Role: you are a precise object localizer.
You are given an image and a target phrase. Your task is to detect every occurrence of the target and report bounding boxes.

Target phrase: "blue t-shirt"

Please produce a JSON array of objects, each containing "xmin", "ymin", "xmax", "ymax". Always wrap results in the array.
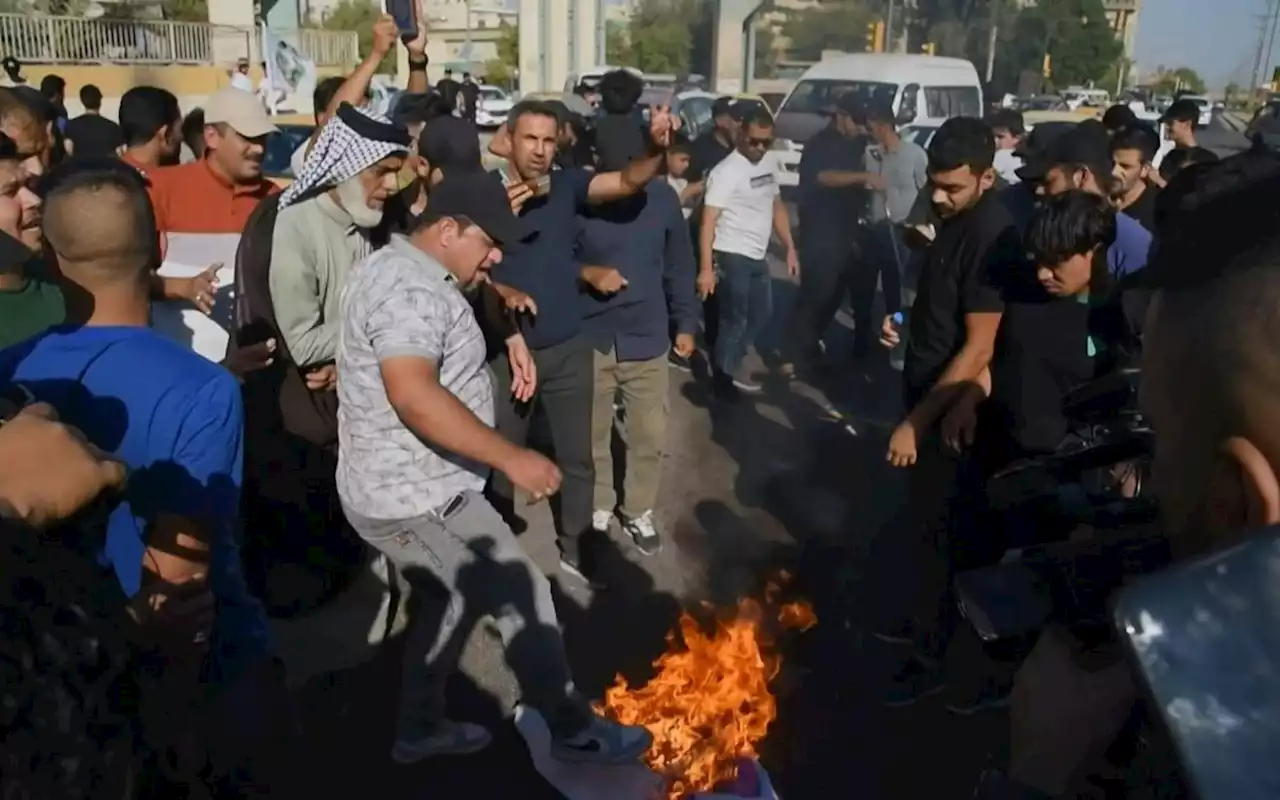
[
  {"xmin": 1107, "ymin": 211, "xmax": 1152, "ymax": 278},
  {"xmin": 0, "ymin": 325, "xmax": 268, "ymax": 680}
]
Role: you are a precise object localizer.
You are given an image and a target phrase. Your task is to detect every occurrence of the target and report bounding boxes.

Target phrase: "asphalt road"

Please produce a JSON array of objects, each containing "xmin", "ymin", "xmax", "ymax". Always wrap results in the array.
[
  {"xmin": 1200, "ymin": 112, "xmax": 1253, "ymax": 157},
  {"xmin": 277, "ymin": 117, "xmax": 1255, "ymax": 800}
]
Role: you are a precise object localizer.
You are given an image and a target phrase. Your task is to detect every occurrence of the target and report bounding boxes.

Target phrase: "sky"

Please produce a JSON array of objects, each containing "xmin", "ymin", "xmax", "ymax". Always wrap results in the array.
[{"xmin": 1134, "ymin": 0, "xmax": 1279, "ymax": 87}]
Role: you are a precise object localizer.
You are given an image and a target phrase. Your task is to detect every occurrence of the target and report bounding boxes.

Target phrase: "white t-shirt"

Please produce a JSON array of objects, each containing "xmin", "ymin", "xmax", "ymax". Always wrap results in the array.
[
  {"xmin": 704, "ymin": 150, "xmax": 779, "ymax": 260},
  {"xmin": 666, "ymin": 175, "xmax": 692, "ymax": 219},
  {"xmin": 229, "ymin": 72, "xmax": 254, "ymax": 93}
]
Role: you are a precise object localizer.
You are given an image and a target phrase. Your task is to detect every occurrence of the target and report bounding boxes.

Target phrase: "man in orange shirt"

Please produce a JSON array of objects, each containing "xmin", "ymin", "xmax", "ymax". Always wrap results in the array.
[{"xmin": 148, "ymin": 86, "xmax": 279, "ymax": 236}]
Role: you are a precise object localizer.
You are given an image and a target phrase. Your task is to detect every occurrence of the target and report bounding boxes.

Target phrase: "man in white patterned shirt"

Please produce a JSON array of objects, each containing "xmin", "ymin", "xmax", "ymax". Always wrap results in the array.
[{"xmin": 336, "ymin": 173, "xmax": 652, "ymax": 766}]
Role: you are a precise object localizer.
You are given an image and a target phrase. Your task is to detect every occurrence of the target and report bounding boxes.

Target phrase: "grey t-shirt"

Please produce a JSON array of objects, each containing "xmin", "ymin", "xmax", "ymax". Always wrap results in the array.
[
  {"xmin": 336, "ymin": 235, "xmax": 494, "ymax": 521},
  {"xmin": 865, "ymin": 138, "xmax": 929, "ymax": 225}
]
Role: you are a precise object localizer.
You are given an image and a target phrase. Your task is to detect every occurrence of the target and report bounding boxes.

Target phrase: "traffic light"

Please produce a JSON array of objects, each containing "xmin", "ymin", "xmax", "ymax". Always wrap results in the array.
[
  {"xmin": 866, "ymin": 20, "xmax": 885, "ymax": 53},
  {"xmin": 921, "ymin": 41, "xmax": 936, "ymax": 56}
]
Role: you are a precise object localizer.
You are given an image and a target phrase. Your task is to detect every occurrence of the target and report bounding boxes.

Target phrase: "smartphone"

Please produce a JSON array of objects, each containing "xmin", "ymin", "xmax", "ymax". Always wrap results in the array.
[
  {"xmin": 528, "ymin": 174, "xmax": 552, "ymax": 198},
  {"xmin": 384, "ymin": 0, "xmax": 418, "ymax": 39},
  {"xmin": 1113, "ymin": 526, "xmax": 1280, "ymax": 800}
]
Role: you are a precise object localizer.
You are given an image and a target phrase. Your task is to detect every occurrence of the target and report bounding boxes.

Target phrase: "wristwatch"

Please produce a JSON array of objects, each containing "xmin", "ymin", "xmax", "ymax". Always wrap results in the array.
[{"xmin": 408, "ymin": 56, "xmax": 428, "ymax": 71}]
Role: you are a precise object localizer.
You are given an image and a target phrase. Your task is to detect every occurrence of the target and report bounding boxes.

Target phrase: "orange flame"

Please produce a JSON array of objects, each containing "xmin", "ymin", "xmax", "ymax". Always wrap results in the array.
[{"xmin": 599, "ymin": 584, "xmax": 817, "ymax": 798}]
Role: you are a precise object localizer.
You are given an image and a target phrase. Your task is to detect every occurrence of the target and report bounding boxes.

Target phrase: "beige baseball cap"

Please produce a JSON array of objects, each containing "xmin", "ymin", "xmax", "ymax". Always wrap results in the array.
[{"xmin": 205, "ymin": 87, "xmax": 278, "ymax": 139}]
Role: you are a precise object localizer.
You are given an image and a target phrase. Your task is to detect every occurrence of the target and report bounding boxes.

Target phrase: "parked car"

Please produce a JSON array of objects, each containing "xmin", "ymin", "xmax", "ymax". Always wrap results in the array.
[{"xmin": 475, "ymin": 84, "xmax": 513, "ymax": 129}]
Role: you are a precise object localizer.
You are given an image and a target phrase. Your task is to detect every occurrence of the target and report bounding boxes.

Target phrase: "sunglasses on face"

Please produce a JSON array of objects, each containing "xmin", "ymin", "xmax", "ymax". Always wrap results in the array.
[{"xmin": 746, "ymin": 136, "xmax": 773, "ymax": 148}]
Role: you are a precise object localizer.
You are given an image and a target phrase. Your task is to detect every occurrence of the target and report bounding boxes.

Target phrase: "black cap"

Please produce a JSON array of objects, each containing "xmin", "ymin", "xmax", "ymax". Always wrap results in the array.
[
  {"xmin": 418, "ymin": 116, "xmax": 482, "ymax": 176},
  {"xmin": 426, "ymin": 172, "xmax": 532, "ymax": 247},
  {"xmin": 1101, "ymin": 104, "xmax": 1138, "ymax": 131},
  {"xmin": 1014, "ymin": 122, "xmax": 1079, "ymax": 179},
  {"xmin": 0, "ymin": 229, "xmax": 31, "ymax": 274},
  {"xmin": 711, "ymin": 96, "xmax": 734, "ymax": 119},
  {"xmin": 1161, "ymin": 99, "xmax": 1201, "ymax": 124},
  {"xmin": 1017, "ymin": 124, "xmax": 1110, "ymax": 183}
]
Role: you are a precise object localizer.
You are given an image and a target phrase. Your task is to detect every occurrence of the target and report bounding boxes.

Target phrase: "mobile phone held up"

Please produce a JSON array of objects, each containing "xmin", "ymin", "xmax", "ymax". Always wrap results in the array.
[{"xmin": 385, "ymin": 0, "xmax": 418, "ymax": 40}]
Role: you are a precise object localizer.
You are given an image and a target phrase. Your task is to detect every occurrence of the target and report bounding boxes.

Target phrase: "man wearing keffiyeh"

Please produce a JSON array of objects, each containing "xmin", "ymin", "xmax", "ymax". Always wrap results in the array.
[{"xmin": 269, "ymin": 102, "xmax": 409, "ymax": 385}]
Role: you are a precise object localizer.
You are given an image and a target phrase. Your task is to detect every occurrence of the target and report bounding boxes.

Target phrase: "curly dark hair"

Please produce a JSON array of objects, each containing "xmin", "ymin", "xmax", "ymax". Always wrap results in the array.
[{"xmin": 0, "ymin": 522, "xmax": 144, "ymax": 799}]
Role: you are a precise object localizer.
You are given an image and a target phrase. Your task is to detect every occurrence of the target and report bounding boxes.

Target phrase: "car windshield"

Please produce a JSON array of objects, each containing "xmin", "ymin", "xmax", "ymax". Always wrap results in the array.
[{"xmin": 781, "ymin": 80, "xmax": 897, "ymax": 114}]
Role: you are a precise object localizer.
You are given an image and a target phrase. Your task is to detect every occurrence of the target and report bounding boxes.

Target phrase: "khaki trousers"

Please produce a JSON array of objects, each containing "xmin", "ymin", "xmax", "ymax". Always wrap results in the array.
[{"xmin": 590, "ymin": 348, "xmax": 669, "ymax": 519}]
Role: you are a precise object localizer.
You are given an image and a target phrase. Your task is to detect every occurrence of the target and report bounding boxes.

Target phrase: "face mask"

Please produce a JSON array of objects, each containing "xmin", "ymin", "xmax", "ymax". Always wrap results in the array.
[{"xmin": 335, "ymin": 174, "xmax": 384, "ymax": 229}]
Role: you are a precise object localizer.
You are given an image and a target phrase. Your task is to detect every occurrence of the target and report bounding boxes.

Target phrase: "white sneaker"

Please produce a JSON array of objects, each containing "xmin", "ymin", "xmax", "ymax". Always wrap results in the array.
[
  {"xmin": 621, "ymin": 510, "xmax": 662, "ymax": 556},
  {"xmin": 591, "ymin": 509, "xmax": 613, "ymax": 532}
]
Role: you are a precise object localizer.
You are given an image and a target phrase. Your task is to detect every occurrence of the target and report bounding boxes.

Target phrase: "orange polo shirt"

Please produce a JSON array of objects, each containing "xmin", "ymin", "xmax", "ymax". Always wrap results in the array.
[{"xmin": 147, "ymin": 159, "xmax": 278, "ymax": 234}]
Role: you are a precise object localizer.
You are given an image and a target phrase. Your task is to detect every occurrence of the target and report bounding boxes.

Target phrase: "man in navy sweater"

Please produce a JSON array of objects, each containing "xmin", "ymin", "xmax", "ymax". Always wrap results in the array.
[{"xmin": 578, "ymin": 129, "xmax": 698, "ymax": 556}]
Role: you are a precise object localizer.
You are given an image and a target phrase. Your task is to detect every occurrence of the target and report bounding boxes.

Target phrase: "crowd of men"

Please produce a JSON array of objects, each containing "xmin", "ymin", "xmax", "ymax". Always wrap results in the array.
[{"xmin": 0, "ymin": 12, "xmax": 1277, "ymax": 798}]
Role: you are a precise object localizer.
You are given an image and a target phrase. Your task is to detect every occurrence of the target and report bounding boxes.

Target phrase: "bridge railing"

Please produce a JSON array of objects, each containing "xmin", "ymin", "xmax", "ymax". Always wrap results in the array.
[{"xmin": 0, "ymin": 15, "xmax": 358, "ymax": 67}]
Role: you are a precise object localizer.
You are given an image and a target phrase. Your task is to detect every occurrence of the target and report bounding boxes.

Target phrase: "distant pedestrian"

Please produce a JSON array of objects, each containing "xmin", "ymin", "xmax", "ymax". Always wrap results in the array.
[
  {"xmin": 459, "ymin": 71, "xmax": 479, "ymax": 124},
  {"xmin": 64, "ymin": 84, "xmax": 122, "ymax": 158}
]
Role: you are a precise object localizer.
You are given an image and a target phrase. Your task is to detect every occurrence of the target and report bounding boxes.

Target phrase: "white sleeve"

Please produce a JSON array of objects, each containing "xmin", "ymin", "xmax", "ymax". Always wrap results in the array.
[{"xmin": 704, "ymin": 162, "xmax": 736, "ymax": 209}]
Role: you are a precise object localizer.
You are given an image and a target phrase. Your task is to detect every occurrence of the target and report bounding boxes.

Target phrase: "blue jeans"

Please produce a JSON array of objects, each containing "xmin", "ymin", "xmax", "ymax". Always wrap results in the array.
[{"xmin": 713, "ymin": 251, "xmax": 772, "ymax": 378}]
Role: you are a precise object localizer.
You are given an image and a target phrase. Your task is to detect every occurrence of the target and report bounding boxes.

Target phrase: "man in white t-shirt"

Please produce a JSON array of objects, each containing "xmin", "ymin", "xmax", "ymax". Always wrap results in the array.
[{"xmin": 699, "ymin": 109, "xmax": 798, "ymax": 397}]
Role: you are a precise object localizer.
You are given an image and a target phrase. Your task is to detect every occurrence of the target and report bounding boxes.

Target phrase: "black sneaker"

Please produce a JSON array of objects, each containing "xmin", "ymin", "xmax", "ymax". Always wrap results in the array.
[
  {"xmin": 882, "ymin": 657, "xmax": 945, "ymax": 707},
  {"xmin": 944, "ymin": 678, "xmax": 1012, "ymax": 716},
  {"xmin": 668, "ymin": 351, "xmax": 692, "ymax": 373},
  {"xmin": 621, "ymin": 511, "xmax": 662, "ymax": 556},
  {"xmin": 712, "ymin": 372, "xmax": 740, "ymax": 402}
]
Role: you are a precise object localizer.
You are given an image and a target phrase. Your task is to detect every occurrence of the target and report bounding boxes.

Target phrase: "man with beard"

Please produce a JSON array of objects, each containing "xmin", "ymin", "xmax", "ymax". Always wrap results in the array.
[
  {"xmin": 877, "ymin": 117, "xmax": 1020, "ymax": 708},
  {"xmin": 0, "ymin": 130, "xmax": 54, "ymax": 348},
  {"xmin": 1109, "ymin": 123, "xmax": 1161, "ymax": 232},
  {"xmin": 118, "ymin": 86, "xmax": 183, "ymax": 173},
  {"xmin": 147, "ymin": 87, "xmax": 278, "ymax": 235}
]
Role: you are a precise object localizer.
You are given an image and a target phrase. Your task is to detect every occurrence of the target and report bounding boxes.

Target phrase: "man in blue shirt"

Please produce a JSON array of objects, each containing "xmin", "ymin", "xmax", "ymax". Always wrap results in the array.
[
  {"xmin": 486, "ymin": 96, "xmax": 677, "ymax": 586},
  {"xmin": 1017, "ymin": 124, "xmax": 1152, "ymax": 278},
  {"xmin": 0, "ymin": 161, "xmax": 278, "ymax": 793},
  {"xmin": 578, "ymin": 128, "xmax": 698, "ymax": 555}
]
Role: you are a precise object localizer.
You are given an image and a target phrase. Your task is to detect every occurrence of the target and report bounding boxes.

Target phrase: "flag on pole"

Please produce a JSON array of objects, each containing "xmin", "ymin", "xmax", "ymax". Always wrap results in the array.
[{"xmin": 261, "ymin": 23, "xmax": 318, "ymax": 113}]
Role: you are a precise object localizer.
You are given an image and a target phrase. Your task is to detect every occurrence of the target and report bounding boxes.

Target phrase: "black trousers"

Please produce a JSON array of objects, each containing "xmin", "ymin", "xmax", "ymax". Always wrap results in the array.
[
  {"xmin": 785, "ymin": 232, "xmax": 860, "ymax": 361},
  {"xmin": 486, "ymin": 335, "xmax": 595, "ymax": 563},
  {"xmin": 903, "ymin": 433, "xmax": 1001, "ymax": 662},
  {"xmin": 849, "ymin": 221, "xmax": 905, "ymax": 356}
]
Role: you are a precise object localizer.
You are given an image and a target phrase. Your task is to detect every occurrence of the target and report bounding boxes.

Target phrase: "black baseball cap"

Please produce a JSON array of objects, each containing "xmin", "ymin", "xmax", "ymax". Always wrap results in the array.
[
  {"xmin": 1017, "ymin": 123, "xmax": 1111, "ymax": 183},
  {"xmin": 418, "ymin": 116, "xmax": 482, "ymax": 176},
  {"xmin": 425, "ymin": 172, "xmax": 532, "ymax": 247},
  {"xmin": 1101, "ymin": 104, "xmax": 1138, "ymax": 132},
  {"xmin": 711, "ymin": 96, "xmax": 735, "ymax": 119},
  {"xmin": 1161, "ymin": 99, "xmax": 1201, "ymax": 124}
]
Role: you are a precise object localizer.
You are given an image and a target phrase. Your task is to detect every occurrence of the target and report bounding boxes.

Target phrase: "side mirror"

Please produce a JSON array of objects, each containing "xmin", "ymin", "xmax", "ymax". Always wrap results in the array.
[{"xmin": 896, "ymin": 106, "xmax": 915, "ymax": 125}]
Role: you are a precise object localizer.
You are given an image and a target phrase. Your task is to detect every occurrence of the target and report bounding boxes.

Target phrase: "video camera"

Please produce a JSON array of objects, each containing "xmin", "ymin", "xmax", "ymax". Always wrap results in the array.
[{"xmin": 956, "ymin": 369, "xmax": 1171, "ymax": 645}]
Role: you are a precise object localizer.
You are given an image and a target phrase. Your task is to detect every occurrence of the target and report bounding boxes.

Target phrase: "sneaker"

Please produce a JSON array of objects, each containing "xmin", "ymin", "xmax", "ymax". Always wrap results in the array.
[
  {"xmin": 560, "ymin": 556, "xmax": 608, "ymax": 590},
  {"xmin": 882, "ymin": 657, "xmax": 945, "ymax": 707},
  {"xmin": 944, "ymin": 678, "xmax": 1012, "ymax": 716},
  {"xmin": 668, "ymin": 351, "xmax": 692, "ymax": 373},
  {"xmin": 391, "ymin": 720, "xmax": 493, "ymax": 763},
  {"xmin": 550, "ymin": 713, "xmax": 653, "ymax": 765},
  {"xmin": 591, "ymin": 509, "xmax": 613, "ymax": 533},
  {"xmin": 732, "ymin": 374, "xmax": 764, "ymax": 394},
  {"xmin": 712, "ymin": 373, "xmax": 740, "ymax": 402},
  {"xmin": 621, "ymin": 510, "xmax": 662, "ymax": 556}
]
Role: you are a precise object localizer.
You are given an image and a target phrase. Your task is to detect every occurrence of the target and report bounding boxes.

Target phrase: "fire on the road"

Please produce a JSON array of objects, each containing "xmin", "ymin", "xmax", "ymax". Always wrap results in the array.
[{"xmin": 599, "ymin": 576, "xmax": 817, "ymax": 798}]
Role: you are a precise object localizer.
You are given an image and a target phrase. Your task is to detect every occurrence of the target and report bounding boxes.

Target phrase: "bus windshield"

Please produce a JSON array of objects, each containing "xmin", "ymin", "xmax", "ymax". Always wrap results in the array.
[{"xmin": 780, "ymin": 80, "xmax": 897, "ymax": 115}]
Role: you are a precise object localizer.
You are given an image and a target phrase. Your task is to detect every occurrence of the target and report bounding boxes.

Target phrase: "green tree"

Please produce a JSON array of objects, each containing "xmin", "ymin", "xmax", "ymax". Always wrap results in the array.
[
  {"xmin": 1152, "ymin": 66, "xmax": 1206, "ymax": 95},
  {"xmin": 483, "ymin": 21, "xmax": 517, "ymax": 88},
  {"xmin": 625, "ymin": 0, "xmax": 693, "ymax": 74},
  {"xmin": 781, "ymin": 3, "xmax": 874, "ymax": 63},
  {"xmin": 606, "ymin": 19, "xmax": 630, "ymax": 64},
  {"xmin": 310, "ymin": 0, "xmax": 393, "ymax": 73},
  {"xmin": 161, "ymin": 0, "xmax": 209, "ymax": 22},
  {"xmin": 993, "ymin": 0, "xmax": 1121, "ymax": 91}
]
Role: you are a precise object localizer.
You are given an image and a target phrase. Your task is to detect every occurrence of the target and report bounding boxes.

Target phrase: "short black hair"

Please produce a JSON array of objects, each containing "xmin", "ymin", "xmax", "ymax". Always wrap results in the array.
[
  {"xmin": 117, "ymin": 86, "xmax": 180, "ymax": 148},
  {"xmin": 668, "ymin": 138, "xmax": 691, "ymax": 156},
  {"xmin": 1147, "ymin": 145, "xmax": 1280, "ymax": 291},
  {"xmin": 78, "ymin": 84, "xmax": 103, "ymax": 111},
  {"xmin": 181, "ymin": 107, "xmax": 205, "ymax": 158},
  {"xmin": 928, "ymin": 116, "xmax": 995, "ymax": 173},
  {"xmin": 1162, "ymin": 98, "xmax": 1202, "ymax": 127},
  {"xmin": 1025, "ymin": 189, "xmax": 1117, "ymax": 266},
  {"xmin": 506, "ymin": 99, "xmax": 562, "ymax": 132},
  {"xmin": 39, "ymin": 74, "xmax": 64, "ymax": 98},
  {"xmin": 312, "ymin": 75, "xmax": 343, "ymax": 119},
  {"xmin": 984, "ymin": 108, "xmax": 1025, "ymax": 136},
  {"xmin": 1110, "ymin": 123, "xmax": 1160, "ymax": 163},
  {"xmin": 597, "ymin": 69, "xmax": 644, "ymax": 115},
  {"xmin": 739, "ymin": 107, "xmax": 775, "ymax": 131},
  {"xmin": 42, "ymin": 157, "xmax": 157, "ymax": 274},
  {"xmin": 864, "ymin": 101, "xmax": 895, "ymax": 126},
  {"xmin": 393, "ymin": 91, "xmax": 453, "ymax": 127},
  {"xmin": 1101, "ymin": 104, "xmax": 1139, "ymax": 132}
]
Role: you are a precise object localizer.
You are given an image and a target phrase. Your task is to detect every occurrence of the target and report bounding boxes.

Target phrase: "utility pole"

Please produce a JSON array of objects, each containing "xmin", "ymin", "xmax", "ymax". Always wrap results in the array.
[
  {"xmin": 1252, "ymin": 0, "xmax": 1278, "ymax": 92},
  {"xmin": 885, "ymin": 0, "xmax": 896, "ymax": 54},
  {"xmin": 985, "ymin": 19, "xmax": 998, "ymax": 83}
]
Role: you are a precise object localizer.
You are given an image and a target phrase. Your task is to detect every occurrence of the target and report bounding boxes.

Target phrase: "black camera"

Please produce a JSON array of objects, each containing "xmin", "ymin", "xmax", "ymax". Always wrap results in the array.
[{"xmin": 956, "ymin": 369, "xmax": 1169, "ymax": 644}]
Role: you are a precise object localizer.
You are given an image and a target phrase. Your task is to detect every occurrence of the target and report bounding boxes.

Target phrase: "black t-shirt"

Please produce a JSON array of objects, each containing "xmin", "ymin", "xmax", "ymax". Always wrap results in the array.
[
  {"xmin": 459, "ymin": 82, "xmax": 480, "ymax": 115},
  {"xmin": 685, "ymin": 131, "xmax": 733, "ymax": 183},
  {"xmin": 437, "ymin": 78, "xmax": 460, "ymax": 109},
  {"xmin": 1120, "ymin": 184, "xmax": 1159, "ymax": 232},
  {"xmin": 904, "ymin": 190, "xmax": 1018, "ymax": 407},
  {"xmin": 796, "ymin": 125, "xmax": 869, "ymax": 243},
  {"xmin": 64, "ymin": 113, "xmax": 122, "ymax": 158}
]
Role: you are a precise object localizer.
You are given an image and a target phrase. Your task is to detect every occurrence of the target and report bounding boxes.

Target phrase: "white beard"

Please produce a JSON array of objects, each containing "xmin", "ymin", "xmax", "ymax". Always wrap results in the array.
[{"xmin": 335, "ymin": 176, "xmax": 385, "ymax": 229}]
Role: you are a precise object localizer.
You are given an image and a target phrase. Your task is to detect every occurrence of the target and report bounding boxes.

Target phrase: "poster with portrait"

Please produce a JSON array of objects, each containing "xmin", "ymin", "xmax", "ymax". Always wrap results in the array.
[{"xmin": 261, "ymin": 23, "xmax": 318, "ymax": 113}]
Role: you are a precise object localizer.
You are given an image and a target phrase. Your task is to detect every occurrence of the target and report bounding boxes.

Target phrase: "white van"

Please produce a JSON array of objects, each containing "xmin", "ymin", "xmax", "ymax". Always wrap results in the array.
[{"xmin": 772, "ymin": 53, "xmax": 983, "ymax": 187}]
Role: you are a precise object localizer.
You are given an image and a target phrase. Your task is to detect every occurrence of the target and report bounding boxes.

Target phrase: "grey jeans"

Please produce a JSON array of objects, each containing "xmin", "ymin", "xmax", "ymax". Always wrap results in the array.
[{"xmin": 344, "ymin": 491, "xmax": 591, "ymax": 740}]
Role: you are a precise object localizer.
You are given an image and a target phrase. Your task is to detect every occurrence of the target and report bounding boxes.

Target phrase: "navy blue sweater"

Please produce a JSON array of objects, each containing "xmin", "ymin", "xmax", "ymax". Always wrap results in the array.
[{"xmin": 577, "ymin": 180, "xmax": 699, "ymax": 361}]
